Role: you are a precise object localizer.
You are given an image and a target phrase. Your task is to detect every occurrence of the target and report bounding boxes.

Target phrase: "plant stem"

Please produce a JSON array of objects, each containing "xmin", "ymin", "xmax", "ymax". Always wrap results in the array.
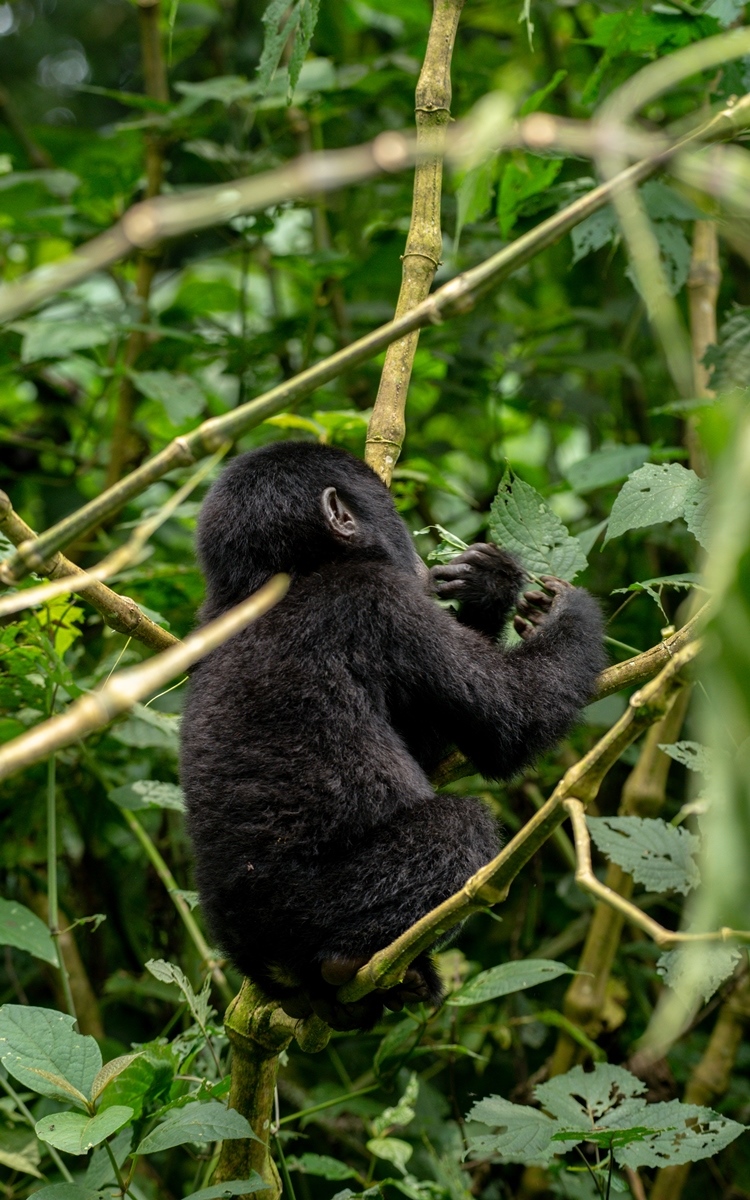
[{"xmin": 47, "ymin": 755, "xmax": 76, "ymax": 1020}]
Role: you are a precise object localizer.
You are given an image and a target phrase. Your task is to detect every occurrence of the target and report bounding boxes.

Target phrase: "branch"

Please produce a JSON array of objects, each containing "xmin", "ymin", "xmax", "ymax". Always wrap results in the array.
[
  {"xmin": 0, "ymin": 575, "xmax": 288, "ymax": 781},
  {"xmin": 565, "ymin": 797, "xmax": 750, "ymax": 947},
  {"xmin": 0, "ymin": 490, "xmax": 178, "ymax": 652},
  {"xmin": 341, "ymin": 639, "xmax": 701, "ymax": 1003},
  {"xmin": 365, "ymin": 0, "xmax": 464, "ymax": 483},
  {"xmin": 4, "ymin": 95, "xmax": 749, "ymax": 584}
]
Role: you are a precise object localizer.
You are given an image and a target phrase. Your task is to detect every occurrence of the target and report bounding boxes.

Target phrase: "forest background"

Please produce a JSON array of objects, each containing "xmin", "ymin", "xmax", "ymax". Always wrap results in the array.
[{"xmin": 0, "ymin": 0, "xmax": 749, "ymax": 1199}]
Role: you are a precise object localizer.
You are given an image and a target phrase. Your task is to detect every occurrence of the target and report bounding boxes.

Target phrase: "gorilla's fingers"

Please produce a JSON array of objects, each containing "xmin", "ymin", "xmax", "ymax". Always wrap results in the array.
[{"xmin": 321, "ymin": 955, "xmax": 367, "ymax": 986}]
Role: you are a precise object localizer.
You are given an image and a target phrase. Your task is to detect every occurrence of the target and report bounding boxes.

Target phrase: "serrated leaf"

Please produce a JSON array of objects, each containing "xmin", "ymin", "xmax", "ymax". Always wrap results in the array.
[
  {"xmin": 182, "ymin": 1175, "xmax": 268, "ymax": 1200},
  {"xmin": 612, "ymin": 1100, "xmax": 745, "ymax": 1169},
  {"xmin": 535, "ymin": 1064, "xmax": 647, "ymax": 1128},
  {"xmin": 366, "ymin": 1137, "xmax": 413, "ymax": 1175},
  {"xmin": 587, "ymin": 816, "xmax": 700, "ymax": 895},
  {"xmin": 91, "ymin": 1054, "xmax": 142, "ymax": 1103},
  {"xmin": 604, "ymin": 463, "xmax": 700, "ymax": 544},
  {"xmin": 130, "ymin": 370, "xmax": 205, "ymax": 425},
  {"xmin": 0, "ymin": 1005, "xmax": 101, "ymax": 1106},
  {"xmin": 656, "ymin": 943, "xmax": 742, "ymax": 1006},
  {"xmin": 488, "ymin": 472, "xmax": 588, "ymax": 581},
  {"xmin": 498, "ymin": 155, "xmax": 563, "ymax": 239},
  {"xmin": 108, "ymin": 780, "xmax": 184, "ymax": 812},
  {"xmin": 287, "ymin": 0, "xmax": 321, "ymax": 97},
  {"xmin": 565, "ymin": 445, "xmax": 650, "ymax": 494},
  {"xmin": 289, "ymin": 1154, "xmax": 358, "ymax": 1181},
  {"xmin": 0, "ymin": 897, "xmax": 57, "ymax": 965},
  {"xmin": 467, "ymin": 1095, "xmax": 557, "ymax": 1165},
  {"xmin": 371, "ymin": 1074, "xmax": 418, "ymax": 1136},
  {"xmin": 35, "ymin": 1106, "xmax": 133, "ymax": 1155},
  {"xmin": 704, "ymin": 307, "xmax": 750, "ymax": 393},
  {"xmin": 135, "ymin": 1100, "xmax": 257, "ymax": 1154},
  {"xmin": 571, "ymin": 205, "xmax": 618, "ymax": 264},
  {"xmin": 146, "ymin": 959, "xmax": 214, "ymax": 1029},
  {"xmin": 449, "ymin": 959, "xmax": 575, "ymax": 1006},
  {"xmin": 658, "ymin": 740, "xmax": 714, "ymax": 775},
  {"xmin": 683, "ymin": 478, "xmax": 711, "ymax": 548}
]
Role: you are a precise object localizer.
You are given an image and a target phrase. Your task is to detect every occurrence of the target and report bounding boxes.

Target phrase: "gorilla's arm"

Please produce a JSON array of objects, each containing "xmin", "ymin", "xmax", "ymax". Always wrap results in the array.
[{"xmin": 391, "ymin": 577, "xmax": 606, "ymax": 781}]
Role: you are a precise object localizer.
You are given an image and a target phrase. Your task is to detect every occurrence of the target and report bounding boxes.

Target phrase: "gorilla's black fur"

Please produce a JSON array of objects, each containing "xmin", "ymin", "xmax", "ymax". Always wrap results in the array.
[{"xmin": 180, "ymin": 441, "xmax": 605, "ymax": 1028}]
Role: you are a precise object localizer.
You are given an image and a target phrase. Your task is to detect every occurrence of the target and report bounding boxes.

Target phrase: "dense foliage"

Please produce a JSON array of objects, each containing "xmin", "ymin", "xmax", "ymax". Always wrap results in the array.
[{"xmin": 0, "ymin": 0, "xmax": 749, "ymax": 1198}]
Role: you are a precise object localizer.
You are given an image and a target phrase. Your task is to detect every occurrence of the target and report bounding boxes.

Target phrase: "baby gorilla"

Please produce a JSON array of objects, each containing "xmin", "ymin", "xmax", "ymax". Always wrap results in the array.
[{"xmin": 180, "ymin": 441, "xmax": 605, "ymax": 1029}]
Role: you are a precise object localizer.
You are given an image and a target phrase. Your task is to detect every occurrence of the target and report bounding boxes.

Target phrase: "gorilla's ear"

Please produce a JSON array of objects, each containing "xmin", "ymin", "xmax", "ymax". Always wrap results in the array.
[{"xmin": 321, "ymin": 487, "xmax": 357, "ymax": 539}]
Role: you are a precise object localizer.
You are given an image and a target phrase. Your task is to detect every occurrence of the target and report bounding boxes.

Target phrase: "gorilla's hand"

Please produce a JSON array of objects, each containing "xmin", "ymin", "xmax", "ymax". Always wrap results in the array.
[
  {"xmin": 431, "ymin": 544, "xmax": 526, "ymax": 615},
  {"xmin": 513, "ymin": 576, "xmax": 573, "ymax": 641}
]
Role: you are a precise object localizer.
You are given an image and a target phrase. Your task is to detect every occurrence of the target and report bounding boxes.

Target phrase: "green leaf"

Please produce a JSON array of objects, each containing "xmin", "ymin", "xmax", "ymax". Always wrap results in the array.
[
  {"xmin": 683, "ymin": 477, "xmax": 711, "ymax": 548},
  {"xmin": 0, "ymin": 897, "xmax": 57, "ymax": 964},
  {"xmin": 704, "ymin": 307, "xmax": 750, "ymax": 392},
  {"xmin": 182, "ymin": 1176, "xmax": 268, "ymax": 1200},
  {"xmin": 454, "ymin": 157, "xmax": 497, "ymax": 250},
  {"xmin": 130, "ymin": 370, "xmax": 206, "ymax": 425},
  {"xmin": 467, "ymin": 1095, "xmax": 557, "ymax": 1165},
  {"xmin": 288, "ymin": 0, "xmax": 321, "ymax": 97},
  {"xmin": 111, "ymin": 704, "xmax": 180, "ymax": 753},
  {"xmin": 659, "ymin": 740, "xmax": 714, "ymax": 775},
  {"xmin": 135, "ymin": 1100, "xmax": 258, "ymax": 1154},
  {"xmin": 656, "ymin": 944, "xmax": 742, "ymax": 1006},
  {"xmin": 449, "ymin": 959, "xmax": 575, "ymax": 1006},
  {"xmin": 571, "ymin": 205, "xmax": 618, "ymax": 264},
  {"xmin": 489, "ymin": 471, "xmax": 588, "ymax": 581},
  {"xmin": 576, "ymin": 519, "xmax": 608, "ymax": 557},
  {"xmin": 146, "ymin": 959, "xmax": 214, "ymax": 1029},
  {"xmin": 174, "ymin": 76, "xmax": 257, "ymax": 106},
  {"xmin": 96, "ymin": 1051, "xmax": 175, "ymax": 1119},
  {"xmin": 587, "ymin": 816, "xmax": 700, "ymax": 895},
  {"xmin": 519, "ymin": 69, "xmax": 567, "ymax": 116},
  {"xmin": 0, "ymin": 1126, "xmax": 42, "ymax": 1177},
  {"xmin": 366, "ymin": 1137, "xmax": 413, "ymax": 1175},
  {"xmin": 256, "ymin": 0, "xmax": 322, "ymax": 100},
  {"xmin": 90, "ymin": 1054, "xmax": 142, "ymax": 1103},
  {"xmin": 20, "ymin": 321, "xmax": 112, "ymax": 364},
  {"xmin": 289, "ymin": 1154, "xmax": 359, "ymax": 1181},
  {"xmin": 565, "ymin": 445, "xmax": 650, "ymax": 494},
  {"xmin": 535, "ymin": 1063, "xmax": 646, "ymax": 1127},
  {"xmin": 0, "ymin": 1005, "xmax": 101, "ymax": 1107},
  {"xmin": 612, "ymin": 1100, "xmax": 746, "ymax": 1169},
  {"xmin": 604, "ymin": 463, "xmax": 701, "ymax": 544},
  {"xmin": 108, "ymin": 780, "xmax": 185, "ymax": 812},
  {"xmin": 498, "ymin": 155, "xmax": 563, "ymax": 239},
  {"xmin": 371, "ymin": 1074, "xmax": 418, "ymax": 1136},
  {"xmin": 35, "ymin": 1107, "xmax": 134, "ymax": 1155},
  {"xmin": 374, "ymin": 1019, "xmax": 423, "ymax": 1075}
]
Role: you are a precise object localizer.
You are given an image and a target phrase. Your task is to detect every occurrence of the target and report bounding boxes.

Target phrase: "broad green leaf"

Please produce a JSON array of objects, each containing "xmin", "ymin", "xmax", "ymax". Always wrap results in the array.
[
  {"xmin": 450, "ymin": 959, "xmax": 575, "ymax": 1006},
  {"xmin": 0, "ymin": 1005, "xmax": 101, "ymax": 1106},
  {"xmin": 0, "ymin": 1126, "xmax": 42, "ymax": 1177},
  {"xmin": 576, "ymin": 519, "xmax": 608, "ymax": 557},
  {"xmin": 90, "ymin": 1054, "xmax": 142, "ymax": 1103},
  {"xmin": 146, "ymin": 959, "xmax": 214, "ymax": 1029},
  {"xmin": 20, "ymin": 321, "xmax": 112, "ymax": 363},
  {"xmin": 612, "ymin": 1100, "xmax": 745, "ymax": 1169},
  {"xmin": 108, "ymin": 780, "xmax": 184, "ymax": 812},
  {"xmin": 535, "ymin": 1064, "xmax": 647, "ymax": 1128},
  {"xmin": 704, "ymin": 307, "xmax": 750, "ymax": 392},
  {"xmin": 683, "ymin": 478, "xmax": 711, "ymax": 548},
  {"xmin": 587, "ymin": 816, "xmax": 700, "ymax": 895},
  {"xmin": 366, "ymin": 1137, "xmax": 413, "ymax": 1175},
  {"xmin": 498, "ymin": 155, "xmax": 563, "ymax": 239},
  {"xmin": 96, "ymin": 1051, "xmax": 175, "ymax": 1118},
  {"xmin": 565, "ymin": 445, "xmax": 650, "ymax": 494},
  {"xmin": 182, "ymin": 1176, "xmax": 268, "ymax": 1200},
  {"xmin": 467, "ymin": 1095, "xmax": 557, "ymax": 1165},
  {"xmin": 656, "ymin": 944, "xmax": 741, "ymax": 1006},
  {"xmin": 374, "ymin": 1019, "xmax": 423, "ymax": 1076},
  {"xmin": 135, "ymin": 1100, "xmax": 258, "ymax": 1154},
  {"xmin": 489, "ymin": 472, "xmax": 588, "ymax": 581},
  {"xmin": 35, "ymin": 1106, "xmax": 133, "ymax": 1155},
  {"xmin": 111, "ymin": 705, "xmax": 180, "ymax": 753},
  {"xmin": 571, "ymin": 205, "xmax": 618, "ymax": 264},
  {"xmin": 0, "ymin": 897, "xmax": 57, "ymax": 965},
  {"xmin": 130, "ymin": 370, "xmax": 206, "ymax": 425},
  {"xmin": 604, "ymin": 463, "xmax": 701, "ymax": 544},
  {"xmin": 174, "ymin": 77, "xmax": 257, "ymax": 106},
  {"xmin": 658, "ymin": 740, "xmax": 714, "ymax": 775},
  {"xmin": 289, "ymin": 1154, "xmax": 359, "ymax": 1180}
]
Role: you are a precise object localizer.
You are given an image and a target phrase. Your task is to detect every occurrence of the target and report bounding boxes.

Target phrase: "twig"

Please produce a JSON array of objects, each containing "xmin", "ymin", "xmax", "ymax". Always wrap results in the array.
[
  {"xmin": 565, "ymin": 796, "xmax": 750, "ymax": 947},
  {"xmin": 365, "ymin": 0, "xmax": 464, "ymax": 483},
  {"xmin": 0, "ymin": 575, "xmax": 288, "ymax": 781},
  {"xmin": 686, "ymin": 218, "xmax": 720, "ymax": 474},
  {"xmin": 0, "ymin": 490, "xmax": 178, "ymax": 652},
  {"xmin": 4, "ymin": 94, "xmax": 749, "ymax": 583}
]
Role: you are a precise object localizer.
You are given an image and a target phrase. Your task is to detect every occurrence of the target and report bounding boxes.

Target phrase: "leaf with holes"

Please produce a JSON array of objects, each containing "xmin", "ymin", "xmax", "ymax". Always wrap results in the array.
[
  {"xmin": 587, "ymin": 816, "xmax": 700, "ymax": 895},
  {"xmin": 611, "ymin": 1100, "xmax": 745, "ymax": 1169},
  {"xmin": 489, "ymin": 471, "xmax": 587, "ymax": 581},
  {"xmin": 108, "ymin": 780, "xmax": 184, "ymax": 812},
  {"xmin": 467, "ymin": 1095, "xmax": 559, "ymax": 1165},
  {"xmin": 605, "ymin": 463, "xmax": 700, "ymax": 544},
  {"xmin": 683, "ymin": 478, "xmax": 711, "ymax": 548},
  {"xmin": 656, "ymin": 943, "xmax": 742, "ymax": 1006},
  {"xmin": 659, "ymin": 741, "xmax": 715, "ymax": 775}
]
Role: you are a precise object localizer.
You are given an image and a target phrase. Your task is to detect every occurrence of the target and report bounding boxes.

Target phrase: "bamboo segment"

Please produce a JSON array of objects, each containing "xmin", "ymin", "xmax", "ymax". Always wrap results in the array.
[{"xmin": 365, "ymin": 0, "xmax": 464, "ymax": 483}]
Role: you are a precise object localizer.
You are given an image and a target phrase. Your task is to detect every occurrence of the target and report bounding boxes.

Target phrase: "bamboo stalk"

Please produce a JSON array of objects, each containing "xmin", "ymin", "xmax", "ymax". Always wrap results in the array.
[{"xmin": 365, "ymin": 0, "xmax": 464, "ymax": 483}]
